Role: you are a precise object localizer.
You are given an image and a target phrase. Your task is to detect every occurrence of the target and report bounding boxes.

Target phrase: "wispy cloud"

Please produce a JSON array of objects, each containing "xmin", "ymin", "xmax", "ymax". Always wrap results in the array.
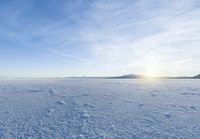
[{"xmin": 0, "ymin": 0, "xmax": 200, "ymax": 76}]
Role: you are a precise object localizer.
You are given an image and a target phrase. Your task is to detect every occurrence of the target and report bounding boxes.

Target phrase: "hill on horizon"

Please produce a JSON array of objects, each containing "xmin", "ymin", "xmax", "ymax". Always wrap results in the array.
[
  {"xmin": 194, "ymin": 74, "xmax": 200, "ymax": 78},
  {"xmin": 109, "ymin": 74, "xmax": 200, "ymax": 79}
]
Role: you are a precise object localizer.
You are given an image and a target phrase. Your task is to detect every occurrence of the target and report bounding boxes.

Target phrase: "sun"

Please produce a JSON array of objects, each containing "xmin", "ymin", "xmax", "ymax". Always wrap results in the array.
[
  {"xmin": 144, "ymin": 67, "xmax": 158, "ymax": 77},
  {"xmin": 143, "ymin": 64, "xmax": 161, "ymax": 78},
  {"xmin": 141, "ymin": 55, "xmax": 162, "ymax": 78}
]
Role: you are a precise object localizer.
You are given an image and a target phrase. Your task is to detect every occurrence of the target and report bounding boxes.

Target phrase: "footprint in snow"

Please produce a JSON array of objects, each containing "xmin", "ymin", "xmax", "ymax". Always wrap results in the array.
[
  {"xmin": 123, "ymin": 100, "xmax": 133, "ymax": 104},
  {"xmin": 56, "ymin": 100, "xmax": 65, "ymax": 105},
  {"xmin": 46, "ymin": 109, "xmax": 55, "ymax": 115},
  {"xmin": 49, "ymin": 89, "xmax": 56, "ymax": 95},
  {"xmin": 145, "ymin": 117, "xmax": 156, "ymax": 124},
  {"xmin": 138, "ymin": 103, "xmax": 144, "ymax": 107},
  {"xmin": 150, "ymin": 94, "xmax": 157, "ymax": 97},
  {"xmin": 164, "ymin": 113, "xmax": 172, "ymax": 118},
  {"xmin": 81, "ymin": 94, "xmax": 90, "ymax": 97},
  {"xmin": 28, "ymin": 89, "xmax": 41, "ymax": 93},
  {"xmin": 80, "ymin": 111, "xmax": 90, "ymax": 119},
  {"xmin": 47, "ymin": 109, "xmax": 54, "ymax": 113},
  {"xmin": 181, "ymin": 92, "xmax": 200, "ymax": 96},
  {"xmin": 83, "ymin": 103, "xmax": 96, "ymax": 108},
  {"xmin": 169, "ymin": 104, "xmax": 176, "ymax": 107},
  {"xmin": 189, "ymin": 106, "xmax": 196, "ymax": 110}
]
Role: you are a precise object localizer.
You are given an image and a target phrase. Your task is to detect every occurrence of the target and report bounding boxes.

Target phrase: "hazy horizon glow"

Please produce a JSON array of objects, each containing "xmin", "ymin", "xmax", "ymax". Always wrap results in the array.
[{"xmin": 0, "ymin": 0, "xmax": 200, "ymax": 77}]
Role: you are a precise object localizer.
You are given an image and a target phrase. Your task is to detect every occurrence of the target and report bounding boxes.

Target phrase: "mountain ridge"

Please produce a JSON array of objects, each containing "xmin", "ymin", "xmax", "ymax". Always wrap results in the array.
[{"xmin": 108, "ymin": 74, "xmax": 200, "ymax": 79}]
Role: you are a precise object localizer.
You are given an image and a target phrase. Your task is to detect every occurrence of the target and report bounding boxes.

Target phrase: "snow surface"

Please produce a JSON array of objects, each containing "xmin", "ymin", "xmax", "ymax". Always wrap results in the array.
[{"xmin": 0, "ymin": 79, "xmax": 200, "ymax": 139}]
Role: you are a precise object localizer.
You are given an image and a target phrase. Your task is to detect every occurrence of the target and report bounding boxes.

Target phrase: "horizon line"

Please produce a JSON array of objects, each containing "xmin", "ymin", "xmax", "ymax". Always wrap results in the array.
[{"xmin": 0, "ymin": 73, "xmax": 199, "ymax": 79}]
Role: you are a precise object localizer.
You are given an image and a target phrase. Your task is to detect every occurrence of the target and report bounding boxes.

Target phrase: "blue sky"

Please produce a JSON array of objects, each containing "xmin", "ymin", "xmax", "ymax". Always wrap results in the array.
[{"xmin": 0, "ymin": 0, "xmax": 200, "ymax": 77}]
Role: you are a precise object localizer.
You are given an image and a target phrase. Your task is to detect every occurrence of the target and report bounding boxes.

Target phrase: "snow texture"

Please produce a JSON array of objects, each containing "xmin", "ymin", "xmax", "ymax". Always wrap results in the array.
[{"xmin": 0, "ymin": 79, "xmax": 200, "ymax": 139}]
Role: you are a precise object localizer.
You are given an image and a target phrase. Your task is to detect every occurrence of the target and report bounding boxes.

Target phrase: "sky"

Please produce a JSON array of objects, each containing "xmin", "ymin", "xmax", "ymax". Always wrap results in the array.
[{"xmin": 0, "ymin": 0, "xmax": 200, "ymax": 77}]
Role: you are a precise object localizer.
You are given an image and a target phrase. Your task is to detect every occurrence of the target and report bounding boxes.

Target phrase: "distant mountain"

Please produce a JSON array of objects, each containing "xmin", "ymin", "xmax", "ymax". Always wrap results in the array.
[
  {"xmin": 193, "ymin": 74, "xmax": 200, "ymax": 79},
  {"xmin": 65, "ymin": 74, "xmax": 200, "ymax": 79},
  {"xmin": 119, "ymin": 74, "xmax": 144, "ymax": 78},
  {"xmin": 109, "ymin": 74, "xmax": 200, "ymax": 79},
  {"xmin": 108, "ymin": 74, "xmax": 145, "ymax": 79}
]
